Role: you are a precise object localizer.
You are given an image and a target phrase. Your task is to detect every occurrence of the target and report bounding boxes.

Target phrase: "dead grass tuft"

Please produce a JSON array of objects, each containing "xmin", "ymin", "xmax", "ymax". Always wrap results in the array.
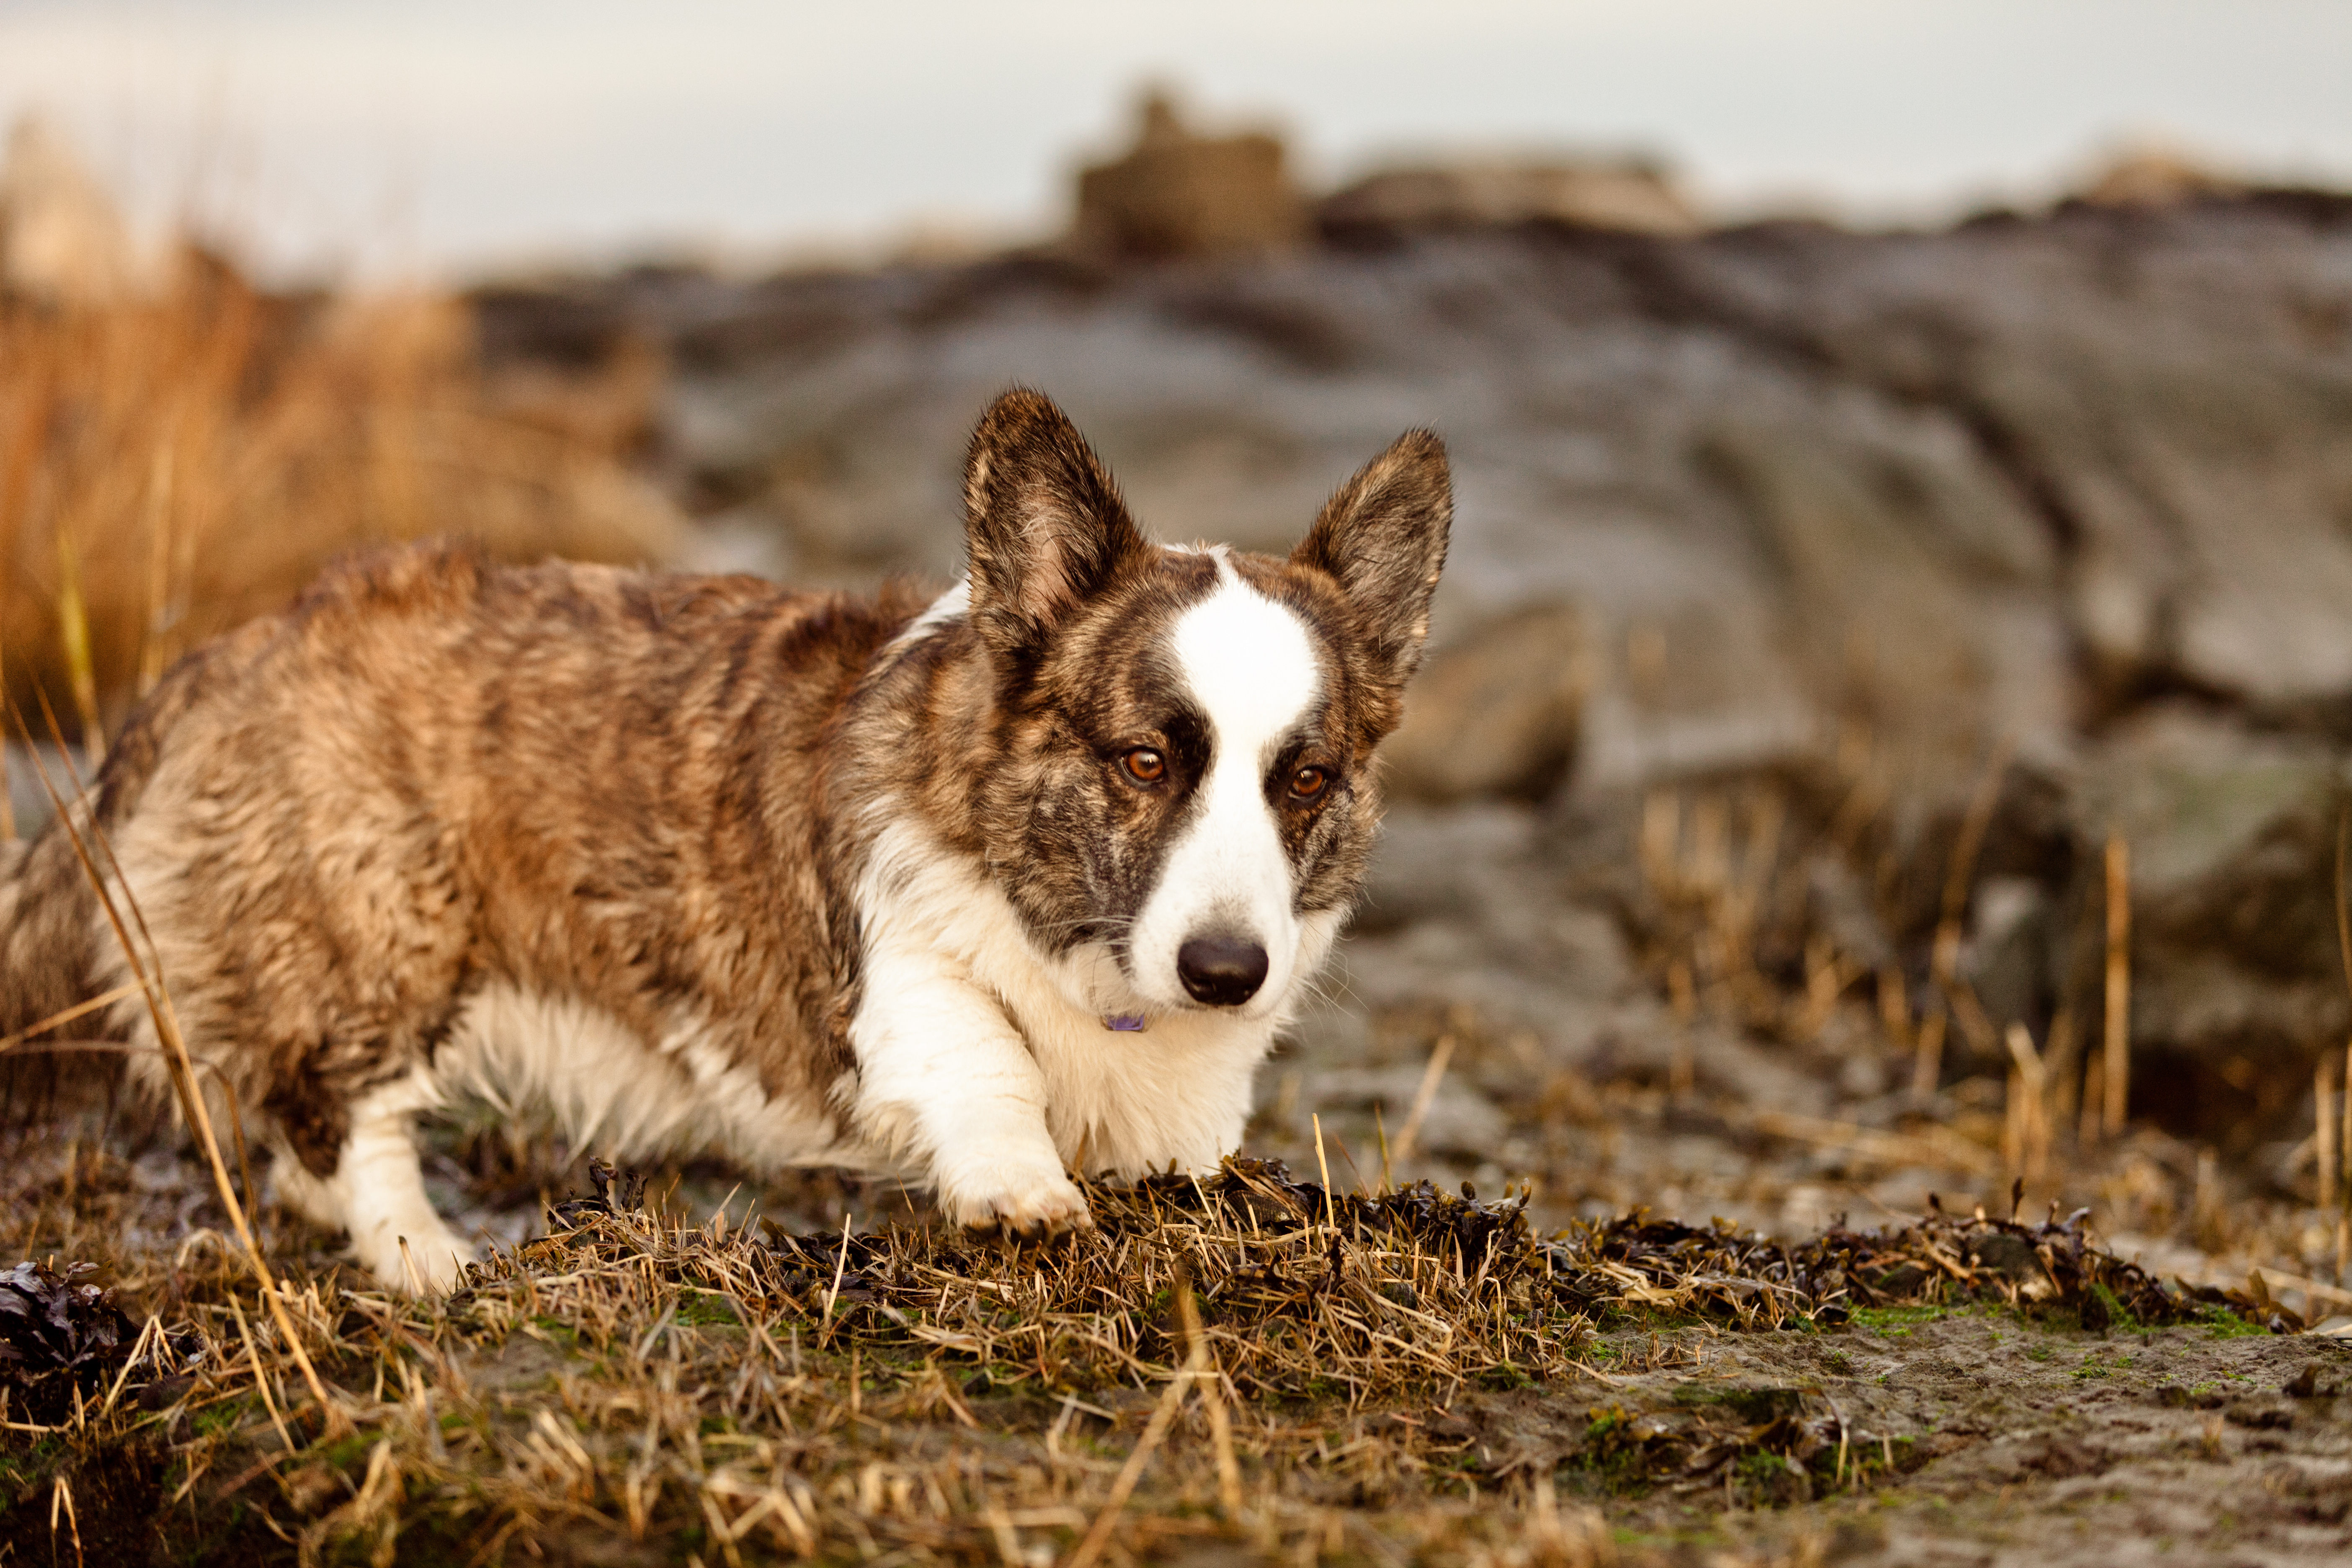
[{"xmin": 0, "ymin": 253, "xmax": 683, "ymax": 740}]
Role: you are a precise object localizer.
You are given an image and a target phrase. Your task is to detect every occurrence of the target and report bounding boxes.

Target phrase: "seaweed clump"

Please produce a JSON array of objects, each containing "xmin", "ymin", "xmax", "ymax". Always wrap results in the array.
[{"xmin": 1542, "ymin": 1196, "xmax": 2234, "ymax": 1331}]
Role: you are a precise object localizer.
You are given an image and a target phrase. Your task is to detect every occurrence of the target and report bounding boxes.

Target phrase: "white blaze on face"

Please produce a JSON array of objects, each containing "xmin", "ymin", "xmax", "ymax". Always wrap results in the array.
[{"xmin": 1130, "ymin": 559, "xmax": 1321, "ymax": 1016}]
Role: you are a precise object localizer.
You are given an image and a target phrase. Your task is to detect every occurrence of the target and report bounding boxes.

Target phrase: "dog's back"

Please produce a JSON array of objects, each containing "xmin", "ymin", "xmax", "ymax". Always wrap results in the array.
[{"xmin": 3, "ymin": 541, "xmax": 919, "ymax": 1165}]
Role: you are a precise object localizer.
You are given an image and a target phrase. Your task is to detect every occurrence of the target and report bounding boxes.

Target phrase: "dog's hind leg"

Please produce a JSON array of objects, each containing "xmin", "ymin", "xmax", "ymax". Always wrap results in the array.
[{"xmin": 282, "ymin": 1073, "xmax": 474, "ymax": 1295}]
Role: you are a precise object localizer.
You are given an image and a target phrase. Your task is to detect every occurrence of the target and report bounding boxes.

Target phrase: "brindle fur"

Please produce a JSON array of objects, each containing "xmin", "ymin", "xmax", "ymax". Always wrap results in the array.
[{"xmin": 0, "ymin": 389, "xmax": 1449, "ymax": 1291}]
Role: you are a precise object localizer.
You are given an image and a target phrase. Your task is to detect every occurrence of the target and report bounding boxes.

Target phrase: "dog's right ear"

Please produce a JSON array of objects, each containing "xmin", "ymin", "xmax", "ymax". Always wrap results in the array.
[{"xmin": 962, "ymin": 389, "xmax": 1150, "ymax": 659}]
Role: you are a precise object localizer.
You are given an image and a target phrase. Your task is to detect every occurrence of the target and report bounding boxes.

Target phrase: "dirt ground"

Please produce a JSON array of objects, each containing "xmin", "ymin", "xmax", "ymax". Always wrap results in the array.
[
  {"xmin": 6, "ymin": 1066, "xmax": 2351, "ymax": 1566},
  {"xmin": 1519, "ymin": 1309, "xmax": 2352, "ymax": 1565}
]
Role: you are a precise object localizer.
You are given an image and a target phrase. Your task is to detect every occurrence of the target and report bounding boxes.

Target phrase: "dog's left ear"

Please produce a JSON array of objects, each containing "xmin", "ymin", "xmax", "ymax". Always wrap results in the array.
[
  {"xmin": 1292, "ymin": 430, "xmax": 1452, "ymax": 688},
  {"xmin": 962, "ymin": 389, "xmax": 1151, "ymax": 659}
]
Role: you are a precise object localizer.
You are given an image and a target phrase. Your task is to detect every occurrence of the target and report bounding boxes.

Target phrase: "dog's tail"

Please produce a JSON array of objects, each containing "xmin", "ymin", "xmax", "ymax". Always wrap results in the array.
[
  {"xmin": 0, "ymin": 813, "xmax": 120, "ymax": 1124},
  {"xmin": 4, "ymin": 644, "xmax": 242, "ymax": 1128}
]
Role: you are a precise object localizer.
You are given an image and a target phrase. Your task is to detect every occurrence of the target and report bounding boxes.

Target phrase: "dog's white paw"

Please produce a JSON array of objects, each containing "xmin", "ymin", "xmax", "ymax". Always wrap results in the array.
[
  {"xmin": 945, "ymin": 1165, "xmax": 1093, "ymax": 1239},
  {"xmin": 356, "ymin": 1222, "xmax": 476, "ymax": 1296}
]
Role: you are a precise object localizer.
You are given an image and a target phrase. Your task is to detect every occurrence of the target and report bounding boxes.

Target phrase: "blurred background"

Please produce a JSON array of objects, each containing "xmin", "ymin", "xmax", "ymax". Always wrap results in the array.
[{"xmin": 8, "ymin": 0, "xmax": 2352, "ymax": 1319}]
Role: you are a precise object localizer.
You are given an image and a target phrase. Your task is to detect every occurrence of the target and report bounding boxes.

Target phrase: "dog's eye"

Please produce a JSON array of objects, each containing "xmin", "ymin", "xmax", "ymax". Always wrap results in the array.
[
  {"xmin": 1122, "ymin": 748, "xmax": 1166, "ymax": 784},
  {"xmin": 1289, "ymin": 765, "xmax": 1331, "ymax": 800}
]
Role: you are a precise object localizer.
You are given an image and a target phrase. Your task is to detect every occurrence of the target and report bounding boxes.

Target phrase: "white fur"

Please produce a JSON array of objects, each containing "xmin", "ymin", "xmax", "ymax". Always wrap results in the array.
[
  {"xmin": 271, "ymin": 1073, "xmax": 473, "ymax": 1293},
  {"xmin": 841, "ymin": 559, "xmax": 1339, "ymax": 1230},
  {"xmin": 433, "ymin": 985, "xmax": 856, "ymax": 1171},
  {"xmin": 846, "ymin": 817, "xmax": 1332, "ymax": 1230},
  {"xmin": 270, "ymin": 985, "xmax": 866, "ymax": 1293},
  {"xmin": 881, "ymin": 578, "xmax": 971, "ymax": 663},
  {"xmin": 1126, "ymin": 557, "xmax": 1323, "ymax": 1018}
]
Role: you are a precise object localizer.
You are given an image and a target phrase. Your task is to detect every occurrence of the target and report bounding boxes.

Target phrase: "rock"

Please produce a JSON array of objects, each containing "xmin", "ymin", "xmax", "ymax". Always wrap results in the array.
[
  {"xmin": 2063, "ymin": 707, "xmax": 2352, "ymax": 1128},
  {"xmin": 1965, "ymin": 1231, "xmax": 2046, "ymax": 1282},
  {"xmin": 1382, "ymin": 604, "xmax": 1588, "ymax": 803},
  {"xmin": 1692, "ymin": 406, "xmax": 2075, "ymax": 794},
  {"xmin": 1318, "ymin": 157, "xmax": 1699, "ymax": 240},
  {"xmin": 1806, "ymin": 857, "xmax": 1898, "ymax": 974},
  {"xmin": 1962, "ymin": 876, "xmax": 2055, "ymax": 1034},
  {"xmin": 1283, "ymin": 803, "xmax": 1668, "ymax": 1097},
  {"xmin": 1671, "ymin": 199, "xmax": 2352, "ymax": 714},
  {"xmin": 2075, "ymin": 147, "xmax": 2248, "ymax": 209},
  {"xmin": 0, "ymin": 116, "xmax": 145, "ymax": 307},
  {"xmin": 1071, "ymin": 90, "xmax": 1307, "ymax": 261}
]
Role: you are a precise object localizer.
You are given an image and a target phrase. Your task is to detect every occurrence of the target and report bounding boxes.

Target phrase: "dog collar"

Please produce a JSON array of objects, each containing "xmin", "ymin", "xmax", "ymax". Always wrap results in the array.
[{"xmin": 1103, "ymin": 1014, "xmax": 1147, "ymax": 1032}]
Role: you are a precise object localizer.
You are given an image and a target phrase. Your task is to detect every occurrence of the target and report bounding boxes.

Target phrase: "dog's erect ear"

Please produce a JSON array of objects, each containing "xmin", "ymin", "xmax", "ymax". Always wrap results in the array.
[
  {"xmin": 1291, "ymin": 430, "xmax": 1452, "ymax": 688},
  {"xmin": 962, "ymin": 389, "xmax": 1150, "ymax": 658}
]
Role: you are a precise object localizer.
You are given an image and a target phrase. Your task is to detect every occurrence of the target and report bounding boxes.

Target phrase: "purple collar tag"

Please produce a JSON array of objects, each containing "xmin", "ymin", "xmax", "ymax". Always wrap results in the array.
[{"xmin": 1104, "ymin": 1014, "xmax": 1147, "ymax": 1032}]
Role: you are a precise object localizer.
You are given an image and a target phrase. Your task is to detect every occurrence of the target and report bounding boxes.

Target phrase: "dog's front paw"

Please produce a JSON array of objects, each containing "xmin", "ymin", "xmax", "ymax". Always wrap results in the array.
[
  {"xmin": 945, "ymin": 1165, "xmax": 1093, "ymax": 1240},
  {"xmin": 355, "ymin": 1222, "xmax": 476, "ymax": 1297}
]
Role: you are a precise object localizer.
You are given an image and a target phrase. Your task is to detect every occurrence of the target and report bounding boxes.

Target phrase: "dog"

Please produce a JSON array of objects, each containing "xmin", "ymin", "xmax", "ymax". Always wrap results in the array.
[{"xmin": 0, "ymin": 389, "xmax": 1450, "ymax": 1292}]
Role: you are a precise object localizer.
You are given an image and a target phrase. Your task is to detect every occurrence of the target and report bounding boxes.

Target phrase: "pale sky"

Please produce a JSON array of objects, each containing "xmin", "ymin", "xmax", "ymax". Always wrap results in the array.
[{"xmin": 3, "ymin": 0, "xmax": 2348, "ymax": 279}]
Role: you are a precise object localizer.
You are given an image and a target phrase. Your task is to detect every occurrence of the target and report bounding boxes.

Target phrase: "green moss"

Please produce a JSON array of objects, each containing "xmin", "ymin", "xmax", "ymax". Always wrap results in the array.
[
  {"xmin": 1851, "ymin": 1304, "xmax": 1947, "ymax": 1337},
  {"xmin": 191, "ymin": 1398, "xmax": 251, "ymax": 1438},
  {"xmin": 1670, "ymin": 1385, "xmax": 1805, "ymax": 1423},
  {"xmin": 1573, "ymin": 1404, "xmax": 1663, "ymax": 1495},
  {"xmin": 2087, "ymin": 1283, "xmax": 2143, "ymax": 1334},
  {"xmin": 309, "ymin": 1431, "xmax": 375, "ymax": 1474},
  {"xmin": 526, "ymin": 1314, "xmax": 580, "ymax": 1345},
  {"xmin": 2197, "ymin": 1306, "xmax": 2268, "ymax": 1340},
  {"xmin": 675, "ymin": 1291, "xmax": 740, "ymax": 1328},
  {"xmin": 0, "ymin": 1432, "xmax": 67, "ymax": 1492}
]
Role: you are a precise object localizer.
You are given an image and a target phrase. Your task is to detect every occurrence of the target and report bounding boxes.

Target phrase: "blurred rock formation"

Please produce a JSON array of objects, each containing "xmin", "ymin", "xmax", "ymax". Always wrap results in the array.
[
  {"xmin": 1070, "ymin": 90, "xmax": 1307, "ymax": 260},
  {"xmin": 2076, "ymin": 146, "xmax": 2249, "ymax": 209},
  {"xmin": 1319, "ymin": 157, "xmax": 1700, "ymax": 240},
  {"xmin": 0, "ymin": 115, "xmax": 144, "ymax": 306}
]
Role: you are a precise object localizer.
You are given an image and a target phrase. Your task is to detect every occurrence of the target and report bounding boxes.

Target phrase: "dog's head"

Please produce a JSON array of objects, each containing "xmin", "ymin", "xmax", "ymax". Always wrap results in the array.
[{"xmin": 960, "ymin": 389, "xmax": 1450, "ymax": 1024}]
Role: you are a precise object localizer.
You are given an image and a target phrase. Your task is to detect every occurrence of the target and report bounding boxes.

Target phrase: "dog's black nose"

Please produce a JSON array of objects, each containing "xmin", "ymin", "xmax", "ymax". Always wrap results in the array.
[{"xmin": 1176, "ymin": 934, "xmax": 1268, "ymax": 1007}]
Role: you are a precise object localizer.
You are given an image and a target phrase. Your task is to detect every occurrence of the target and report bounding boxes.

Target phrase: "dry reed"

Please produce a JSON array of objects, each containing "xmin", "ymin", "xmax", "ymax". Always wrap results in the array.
[{"xmin": 0, "ymin": 256, "xmax": 683, "ymax": 735}]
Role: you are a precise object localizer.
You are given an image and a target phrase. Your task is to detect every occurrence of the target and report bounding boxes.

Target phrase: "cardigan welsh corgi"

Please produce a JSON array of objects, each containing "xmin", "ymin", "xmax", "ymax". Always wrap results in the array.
[{"xmin": 0, "ymin": 389, "xmax": 1450, "ymax": 1292}]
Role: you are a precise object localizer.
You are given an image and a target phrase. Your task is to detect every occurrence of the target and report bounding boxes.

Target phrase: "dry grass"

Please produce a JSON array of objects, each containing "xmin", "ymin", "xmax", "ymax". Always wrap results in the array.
[
  {"xmin": 0, "ymin": 253, "xmax": 683, "ymax": 745},
  {"xmin": 0, "ymin": 1124, "xmax": 2277, "ymax": 1568},
  {"xmin": 1622, "ymin": 746, "xmax": 2352, "ymax": 1299}
]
